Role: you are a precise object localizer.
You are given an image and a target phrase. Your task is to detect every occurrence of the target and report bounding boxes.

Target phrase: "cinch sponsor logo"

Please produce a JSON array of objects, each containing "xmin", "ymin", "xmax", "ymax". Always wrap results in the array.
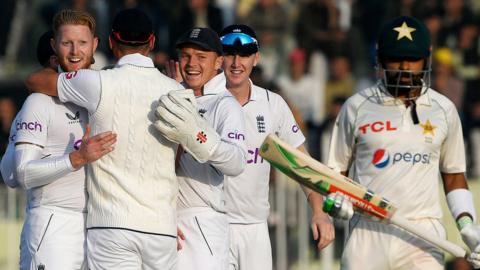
[
  {"xmin": 74, "ymin": 139, "xmax": 82, "ymax": 150},
  {"xmin": 16, "ymin": 121, "xmax": 43, "ymax": 132},
  {"xmin": 65, "ymin": 71, "xmax": 77, "ymax": 79},
  {"xmin": 359, "ymin": 121, "xmax": 397, "ymax": 134},
  {"xmin": 247, "ymin": 148, "xmax": 264, "ymax": 164},
  {"xmin": 372, "ymin": 148, "xmax": 431, "ymax": 168},
  {"xmin": 292, "ymin": 124, "xmax": 299, "ymax": 133},
  {"xmin": 228, "ymin": 132, "xmax": 245, "ymax": 141}
]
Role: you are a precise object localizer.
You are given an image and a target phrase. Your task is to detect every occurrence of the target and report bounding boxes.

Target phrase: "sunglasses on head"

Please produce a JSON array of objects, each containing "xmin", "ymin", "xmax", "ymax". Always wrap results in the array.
[{"xmin": 220, "ymin": 33, "xmax": 258, "ymax": 46}]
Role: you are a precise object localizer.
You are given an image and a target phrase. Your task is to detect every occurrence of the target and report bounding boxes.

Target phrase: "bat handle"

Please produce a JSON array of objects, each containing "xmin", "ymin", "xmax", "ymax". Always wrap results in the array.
[{"xmin": 390, "ymin": 214, "xmax": 467, "ymax": 258}]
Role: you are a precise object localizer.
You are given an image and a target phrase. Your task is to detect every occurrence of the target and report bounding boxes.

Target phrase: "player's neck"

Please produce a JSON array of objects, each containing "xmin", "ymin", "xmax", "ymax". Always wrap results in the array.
[{"xmin": 227, "ymin": 81, "xmax": 251, "ymax": 106}]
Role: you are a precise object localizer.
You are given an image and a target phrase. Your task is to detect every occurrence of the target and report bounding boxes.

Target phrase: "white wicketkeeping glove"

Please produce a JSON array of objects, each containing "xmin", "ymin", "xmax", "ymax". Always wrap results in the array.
[
  {"xmin": 460, "ymin": 220, "xmax": 480, "ymax": 269},
  {"xmin": 154, "ymin": 89, "xmax": 220, "ymax": 163},
  {"xmin": 323, "ymin": 192, "xmax": 354, "ymax": 220}
]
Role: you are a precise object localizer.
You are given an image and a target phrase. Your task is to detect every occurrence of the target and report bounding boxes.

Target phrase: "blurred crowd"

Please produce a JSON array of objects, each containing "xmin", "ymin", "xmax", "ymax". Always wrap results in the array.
[{"xmin": 1, "ymin": 0, "xmax": 480, "ymax": 175}]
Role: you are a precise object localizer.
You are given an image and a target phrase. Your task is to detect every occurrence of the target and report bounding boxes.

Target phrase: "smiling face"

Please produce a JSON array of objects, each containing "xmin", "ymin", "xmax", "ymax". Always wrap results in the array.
[
  {"xmin": 223, "ymin": 52, "xmax": 259, "ymax": 90},
  {"xmin": 178, "ymin": 44, "xmax": 223, "ymax": 94},
  {"xmin": 52, "ymin": 24, "xmax": 98, "ymax": 72}
]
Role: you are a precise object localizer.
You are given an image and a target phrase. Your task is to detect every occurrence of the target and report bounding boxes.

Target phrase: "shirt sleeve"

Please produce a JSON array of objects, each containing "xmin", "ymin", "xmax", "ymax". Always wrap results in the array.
[
  {"xmin": 275, "ymin": 95, "xmax": 306, "ymax": 148},
  {"xmin": 1, "ymin": 116, "xmax": 19, "ymax": 188},
  {"xmin": 327, "ymin": 100, "xmax": 356, "ymax": 172},
  {"xmin": 15, "ymin": 94, "xmax": 49, "ymax": 147},
  {"xmin": 440, "ymin": 105, "xmax": 466, "ymax": 173},
  {"xmin": 57, "ymin": 69, "xmax": 102, "ymax": 113},
  {"xmin": 208, "ymin": 95, "xmax": 247, "ymax": 176}
]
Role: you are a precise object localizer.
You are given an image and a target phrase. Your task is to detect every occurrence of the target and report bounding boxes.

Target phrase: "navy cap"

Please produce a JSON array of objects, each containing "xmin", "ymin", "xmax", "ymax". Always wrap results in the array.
[
  {"xmin": 36, "ymin": 30, "xmax": 55, "ymax": 66},
  {"xmin": 377, "ymin": 16, "xmax": 431, "ymax": 59},
  {"xmin": 176, "ymin": 27, "xmax": 223, "ymax": 55},
  {"xmin": 111, "ymin": 8, "xmax": 154, "ymax": 46},
  {"xmin": 220, "ymin": 24, "xmax": 259, "ymax": 55}
]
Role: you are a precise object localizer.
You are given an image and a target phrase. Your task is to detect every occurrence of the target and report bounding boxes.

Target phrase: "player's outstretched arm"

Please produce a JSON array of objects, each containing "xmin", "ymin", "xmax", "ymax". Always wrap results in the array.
[
  {"xmin": 444, "ymin": 172, "xmax": 480, "ymax": 268},
  {"xmin": 14, "ymin": 125, "xmax": 116, "ymax": 189},
  {"xmin": 305, "ymin": 190, "xmax": 335, "ymax": 250},
  {"xmin": 25, "ymin": 68, "xmax": 59, "ymax": 96}
]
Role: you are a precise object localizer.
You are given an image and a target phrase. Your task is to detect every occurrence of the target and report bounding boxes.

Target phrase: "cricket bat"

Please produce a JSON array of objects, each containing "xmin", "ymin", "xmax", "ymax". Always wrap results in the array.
[{"xmin": 259, "ymin": 134, "xmax": 467, "ymax": 258}]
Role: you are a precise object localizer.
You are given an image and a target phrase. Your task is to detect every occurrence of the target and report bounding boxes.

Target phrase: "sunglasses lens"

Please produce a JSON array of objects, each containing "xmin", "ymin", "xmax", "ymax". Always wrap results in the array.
[{"xmin": 220, "ymin": 33, "xmax": 257, "ymax": 46}]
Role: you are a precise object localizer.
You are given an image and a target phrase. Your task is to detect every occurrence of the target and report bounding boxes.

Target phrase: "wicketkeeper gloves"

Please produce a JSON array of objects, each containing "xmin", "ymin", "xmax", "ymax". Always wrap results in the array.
[{"xmin": 154, "ymin": 89, "xmax": 220, "ymax": 163}]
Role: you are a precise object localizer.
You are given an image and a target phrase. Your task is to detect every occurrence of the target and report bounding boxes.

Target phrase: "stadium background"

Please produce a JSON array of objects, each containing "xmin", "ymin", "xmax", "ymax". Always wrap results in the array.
[{"xmin": 0, "ymin": 0, "xmax": 480, "ymax": 269}]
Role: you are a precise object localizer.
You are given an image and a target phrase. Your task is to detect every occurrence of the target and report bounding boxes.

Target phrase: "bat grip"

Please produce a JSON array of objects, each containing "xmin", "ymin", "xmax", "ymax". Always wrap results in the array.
[{"xmin": 390, "ymin": 214, "xmax": 467, "ymax": 258}]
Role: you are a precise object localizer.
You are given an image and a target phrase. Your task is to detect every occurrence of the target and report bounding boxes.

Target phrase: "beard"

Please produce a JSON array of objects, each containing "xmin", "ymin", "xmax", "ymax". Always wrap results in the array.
[{"xmin": 384, "ymin": 70, "xmax": 423, "ymax": 98}]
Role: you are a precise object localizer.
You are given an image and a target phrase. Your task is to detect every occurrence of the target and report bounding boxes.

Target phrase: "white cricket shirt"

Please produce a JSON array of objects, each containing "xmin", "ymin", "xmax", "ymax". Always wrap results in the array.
[
  {"xmin": 225, "ymin": 83, "xmax": 305, "ymax": 223},
  {"xmin": 15, "ymin": 93, "xmax": 87, "ymax": 211},
  {"xmin": 177, "ymin": 73, "xmax": 247, "ymax": 213},
  {"xmin": 57, "ymin": 53, "xmax": 184, "ymax": 235},
  {"xmin": 1, "ymin": 113, "xmax": 21, "ymax": 187},
  {"xmin": 328, "ymin": 83, "xmax": 466, "ymax": 219}
]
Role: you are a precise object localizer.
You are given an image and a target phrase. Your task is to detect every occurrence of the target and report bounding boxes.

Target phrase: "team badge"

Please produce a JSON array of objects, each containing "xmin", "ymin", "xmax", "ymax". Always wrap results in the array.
[
  {"xmin": 420, "ymin": 119, "xmax": 436, "ymax": 136},
  {"xmin": 256, "ymin": 115, "xmax": 265, "ymax": 133},
  {"xmin": 372, "ymin": 149, "xmax": 390, "ymax": 168},
  {"xmin": 393, "ymin": 22, "xmax": 416, "ymax": 41}
]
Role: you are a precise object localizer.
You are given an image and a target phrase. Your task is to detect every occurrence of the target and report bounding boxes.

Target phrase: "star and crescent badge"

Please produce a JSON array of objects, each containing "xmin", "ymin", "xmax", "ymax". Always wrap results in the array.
[
  {"xmin": 420, "ymin": 119, "xmax": 437, "ymax": 136},
  {"xmin": 393, "ymin": 22, "xmax": 416, "ymax": 41}
]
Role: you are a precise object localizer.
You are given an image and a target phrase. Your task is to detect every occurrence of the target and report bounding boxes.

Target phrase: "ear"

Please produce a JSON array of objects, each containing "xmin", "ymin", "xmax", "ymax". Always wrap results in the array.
[
  {"xmin": 108, "ymin": 36, "xmax": 113, "ymax": 50},
  {"xmin": 215, "ymin": 55, "xmax": 224, "ymax": 71},
  {"xmin": 93, "ymin": 36, "xmax": 99, "ymax": 53},
  {"xmin": 149, "ymin": 36, "xmax": 156, "ymax": 51},
  {"xmin": 253, "ymin": 52, "xmax": 260, "ymax": 67},
  {"xmin": 50, "ymin": 38, "xmax": 57, "ymax": 54}
]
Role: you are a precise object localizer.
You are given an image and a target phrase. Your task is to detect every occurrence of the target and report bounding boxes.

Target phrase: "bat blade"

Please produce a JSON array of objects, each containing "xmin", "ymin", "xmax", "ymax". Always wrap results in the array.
[{"xmin": 259, "ymin": 134, "xmax": 467, "ymax": 258}]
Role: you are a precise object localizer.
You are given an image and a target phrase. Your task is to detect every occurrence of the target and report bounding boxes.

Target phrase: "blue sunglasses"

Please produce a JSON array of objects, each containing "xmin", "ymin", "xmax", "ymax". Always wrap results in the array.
[{"xmin": 220, "ymin": 33, "xmax": 258, "ymax": 46}]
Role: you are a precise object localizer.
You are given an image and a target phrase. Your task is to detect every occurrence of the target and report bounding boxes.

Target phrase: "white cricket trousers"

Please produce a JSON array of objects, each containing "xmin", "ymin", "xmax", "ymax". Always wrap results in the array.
[
  {"xmin": 341, "ymin": 216, "xmax": 445, "ymax": 270},
  {"xmin": 87, "ymin": 228, "xmax": 177, "ymax": 270},
  {"xmin": 177, "ymin": 207, "xmax": 229, "ymax": 270},
  {"xmin": 229, "ymin": 222, "xmax": 272, "ymax": 270},
  {"xmin": 20, "ymin": 206, "xmax": 87, "ymax": 270}
]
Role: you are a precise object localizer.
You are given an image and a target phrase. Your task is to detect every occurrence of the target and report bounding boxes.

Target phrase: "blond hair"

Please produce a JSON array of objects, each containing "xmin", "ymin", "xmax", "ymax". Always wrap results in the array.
[{"xmin": 52, "ymin": 9, "xmax": 96, "ymax": 36}]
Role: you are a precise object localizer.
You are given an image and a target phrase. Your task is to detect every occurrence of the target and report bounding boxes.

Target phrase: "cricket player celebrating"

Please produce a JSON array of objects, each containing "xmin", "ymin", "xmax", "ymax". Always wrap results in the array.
[
  {"xmin": 26, "ymin": 8, "xmax": 184, "ymax": 269},
  {"xmin": 1, "ymin": 30, "xmax": 57, "ymax": 188},
  {"xmin": 218, "ymin": 24, "xmax": 335, "ymax": 270},
  {"xmin": 2, "ymin": 10, "xmax": 116, "ymax": 270},
  {"xmin": 327, "ymin": 16, "xmax": 480, "ymax": 269},
  {"xmin": 155, "ymin": 27, "xmax": 246, "ymax": 270}
]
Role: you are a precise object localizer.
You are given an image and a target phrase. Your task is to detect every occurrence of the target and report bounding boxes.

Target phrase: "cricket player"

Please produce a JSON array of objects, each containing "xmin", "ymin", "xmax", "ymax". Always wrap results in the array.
[
  {"xmin": 327, "ymin": 16, "xmax": 480, "ymax": 269},
  {"xmin": 218, "ymin": 24, "xmax": 335, "ymax": 270},
  {"xmin": 26, "ymin": 8, "xmax": 184, "ymax": 269},
  {"xmin": 1, "ymin": 30, "xmax": 57, "ymax": 188},
  {"xmin": 1, "ymin": 10, "xmax": 116, "ymax": 270},
  {"xmin": 155, "ymin": 27, "xmax": 246, "ymax": 270}
]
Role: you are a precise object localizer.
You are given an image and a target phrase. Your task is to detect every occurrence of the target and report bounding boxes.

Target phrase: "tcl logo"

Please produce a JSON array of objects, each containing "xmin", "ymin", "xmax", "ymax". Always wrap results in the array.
[
  {"xmin": 247, "ymin": 148, "xmax": 264, "ymax": 164},
  {"xmin": 359, "ymin": 121, "xmax": 397, "ymax": 134}
]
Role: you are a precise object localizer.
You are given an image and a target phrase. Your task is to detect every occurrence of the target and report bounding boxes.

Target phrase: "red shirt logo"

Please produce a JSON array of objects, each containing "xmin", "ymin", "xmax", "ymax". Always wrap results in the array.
[
  {"xmin": 359, "ymin": 121, "xmax": 397, "ymax": 134},
  {"xmin": 65, "ymin": 71, "xmax": 77, "ymax": 79}
]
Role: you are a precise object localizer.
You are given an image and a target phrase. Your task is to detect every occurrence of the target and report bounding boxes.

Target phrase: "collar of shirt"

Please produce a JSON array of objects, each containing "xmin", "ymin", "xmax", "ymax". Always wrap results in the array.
[
  {"xmin": 377, "ymin": 81, "xmax": 431, "ymax": 107},
  {"xmin": 249, "ymin": 80, "xmax": 261, "ymax": 101},
  {"xmin": 115, "ymin": 53, "xmax": 154, "ymax": 68},
  {"xmin": 202, "ymin": 72, "xmax": 227, "ymax": 95}
]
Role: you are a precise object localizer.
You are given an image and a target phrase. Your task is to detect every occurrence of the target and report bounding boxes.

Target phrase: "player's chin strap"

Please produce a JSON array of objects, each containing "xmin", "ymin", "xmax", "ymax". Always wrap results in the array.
[{"xmin": 411, "ymin": 100, "xmax": 419, "ymax": 125}]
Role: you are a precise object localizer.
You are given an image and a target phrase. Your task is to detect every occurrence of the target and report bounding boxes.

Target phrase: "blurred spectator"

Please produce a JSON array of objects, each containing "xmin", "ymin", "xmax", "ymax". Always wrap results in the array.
[
  {"xmin": 438, "ymin": 0, "xmax": 476, "ymax": 49},
  {"xmin": 446, "ymin": 258, "xmax": 474, "ymax": 270},
  {"xmin": 324, "ymin": 55, "xmax": 355, "ymax": 114},
  {"xmin": 241, "ymin": 0, "xmax": 288, "ymax": 80},
  {"xmin": 169, "ymin": 0, "xmax": 223, "ymax": 55},
  {"xmin": 423, "ymin": 12, "xmax": 443, "ymax": 48},
  {"xmin": 277, "ymin": 48, "xmax": 324, "ymax": 158},
  {"xmin": 432, "ymin": 47, "xmax": 464, "ymax": 111},
  {"xmin": 318, "ymin": 96, "xmax": 346, "ymax": 162},
  {"xmin": 0, "ymin": 96, "xmax": 16, "ymax": 154},
  {"xmin": 296, "ymin": 0, "xmax": 345, "ymax": 59}
]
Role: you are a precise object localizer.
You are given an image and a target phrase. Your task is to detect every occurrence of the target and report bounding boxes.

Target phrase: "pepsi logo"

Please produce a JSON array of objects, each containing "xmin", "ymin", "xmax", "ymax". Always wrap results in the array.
[{"xmin": 372, "ymin": 149, "xmax": 390, "ymax": 168}]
